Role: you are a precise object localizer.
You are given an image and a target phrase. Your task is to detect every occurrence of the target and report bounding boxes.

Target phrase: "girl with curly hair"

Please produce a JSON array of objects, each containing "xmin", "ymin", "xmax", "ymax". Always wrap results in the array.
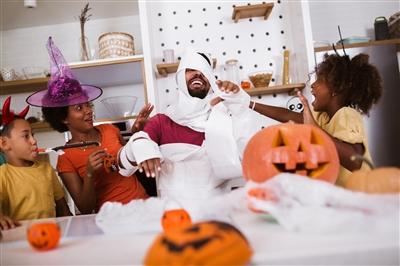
[{"xmin": 249, "ymin": 53, "xmax": 382, "ymax": 186}]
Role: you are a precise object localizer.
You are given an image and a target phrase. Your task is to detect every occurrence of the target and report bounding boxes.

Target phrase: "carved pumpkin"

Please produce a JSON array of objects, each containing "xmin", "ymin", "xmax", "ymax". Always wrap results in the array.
[
  {"xmin": 344, "ymin": 156, "xmax": 400, "ymax": 193},
  {"xmin": 161, "ymin": 208, "xmax": 192, "ymax": 231},
  {"xmin": 144, "ymin": 221, "xmax": 252, "ymax": 266},
  {"xmin": 27, "ymin": 222, "xmax": 61, "ymax": 251},
  {"xmin": 242, "ymin": 123, "xmax": 339, "ymax": 183}
]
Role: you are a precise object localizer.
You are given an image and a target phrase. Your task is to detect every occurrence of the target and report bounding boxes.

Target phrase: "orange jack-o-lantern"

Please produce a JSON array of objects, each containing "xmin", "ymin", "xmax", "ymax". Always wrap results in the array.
[
  {"xmin": 27, "ymin": 222, "xmax": 61, "ymax": 251},
  {"xmin": 144, "ymin": 221, "xmax": 252, "ymax": 266},
  {"xmin": 161, "ymin": 209, "xmax": 192, "ymax": 231},
  {"xmin": 243, "ymin": 123, "xmax": 339, "ymax": 183}
]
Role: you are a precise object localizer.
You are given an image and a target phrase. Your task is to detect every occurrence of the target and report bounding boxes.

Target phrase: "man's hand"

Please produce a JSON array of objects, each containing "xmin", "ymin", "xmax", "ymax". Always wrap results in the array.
[
  {"xmin": 211, "ymin": 80, "xmax": 241, "ymax": 106},
  {"xmin": 0, "ymin": 213, "xmax": 20, "ymax": 230},
  {"xmin": 297, "ymin": 90, "xmax": 317, "ymax": 126},
  {"xmin": 138, "ymin": 158, "xmax": 162, "ymax": 178},
  {"xmin": 216, "ymin": 80, "xmax": 240, "ymax": 93},
  {"xmin": 132, "ymin": 103, "xmax": 154, "ymax": 134}
]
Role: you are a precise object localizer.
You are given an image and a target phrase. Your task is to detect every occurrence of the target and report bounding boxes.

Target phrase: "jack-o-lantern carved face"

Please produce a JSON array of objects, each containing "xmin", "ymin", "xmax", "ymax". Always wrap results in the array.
[
  {"xmin": 243, "ymin": 123, "xmax": 339, "ymax": 183},
  {"xmin": 27, "ymin": 222, "xmax": 61, "ymax": 251},
  {"xmin": 161, "ymin": 209, "xmax": 192, "ymax": 231},
  {"xmin": 144, "ymin": 221, "xmax": 252, "ymax": 266}
]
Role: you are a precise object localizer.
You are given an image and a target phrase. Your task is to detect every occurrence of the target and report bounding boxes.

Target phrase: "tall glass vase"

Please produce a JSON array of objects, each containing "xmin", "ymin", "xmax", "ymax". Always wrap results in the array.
[{"xmin": 79, "ymin": 36, "xmax": 90, "ymax": 61}]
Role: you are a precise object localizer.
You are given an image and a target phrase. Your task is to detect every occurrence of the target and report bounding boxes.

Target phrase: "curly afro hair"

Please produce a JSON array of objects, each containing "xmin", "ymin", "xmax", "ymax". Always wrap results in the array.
[
  {"xmin": 315, "ymin": 53, "xmax": 382, "ymax": 115},
  {"xmin": 42, "ymin": 106, "xmax": 69, "ymax": 133}
]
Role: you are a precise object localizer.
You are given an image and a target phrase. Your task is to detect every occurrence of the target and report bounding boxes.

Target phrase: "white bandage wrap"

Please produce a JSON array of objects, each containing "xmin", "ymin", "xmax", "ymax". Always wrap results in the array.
[
  {"xmin": 118, "ymin": 131, "xmax": 163, "ymax": 177},
  {"xmin": 218, "ymin": 88, "xmax": 250, "ymax": 115},
  {"xmin": 118, "ymin": 148, "xmax": 137, "ymax": 176}
]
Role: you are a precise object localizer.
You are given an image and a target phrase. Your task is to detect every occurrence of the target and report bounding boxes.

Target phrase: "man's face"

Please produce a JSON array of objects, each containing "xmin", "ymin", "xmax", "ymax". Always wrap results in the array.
[{"xmin": 185, "ymin": 68, "xmax": 211, "ymax": 99}]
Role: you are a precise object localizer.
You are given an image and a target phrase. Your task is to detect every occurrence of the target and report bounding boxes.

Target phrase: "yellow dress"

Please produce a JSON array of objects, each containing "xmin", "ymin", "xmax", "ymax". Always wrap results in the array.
[
  {"xmin": 313, "ymin": 107, "xmax": 372, "ymax": 186},
  {"xmin": 0, "ymin": 161, "xmax": 65, "ymax": 221}
]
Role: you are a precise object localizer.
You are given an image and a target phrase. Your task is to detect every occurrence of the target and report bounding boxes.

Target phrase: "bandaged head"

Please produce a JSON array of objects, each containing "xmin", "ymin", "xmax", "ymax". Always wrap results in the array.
[{"xmin": 165, "ymin": 49, "xmax": 220, "ymax": 132}]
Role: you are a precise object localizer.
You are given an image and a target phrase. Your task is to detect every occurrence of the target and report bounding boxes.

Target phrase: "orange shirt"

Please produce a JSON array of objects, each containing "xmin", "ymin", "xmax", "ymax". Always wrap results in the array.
[{"xmin": 57, "ymin": 124, "xmax": 147, "ymax": 211}]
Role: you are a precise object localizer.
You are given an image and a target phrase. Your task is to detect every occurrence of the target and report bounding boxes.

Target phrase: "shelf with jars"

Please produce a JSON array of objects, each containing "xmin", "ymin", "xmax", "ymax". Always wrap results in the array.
[{"xmin": 0, "ymin": 55, "xmax": 145, "ymax": 96}]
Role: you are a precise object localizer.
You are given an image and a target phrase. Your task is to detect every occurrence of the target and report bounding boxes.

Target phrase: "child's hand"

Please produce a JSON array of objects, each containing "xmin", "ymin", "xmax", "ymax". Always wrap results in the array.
[
  {"xmin": 86, "ymin": 149, "xmax": 107, "ymax": 177},
  {"xmin": 297, "ymin": 90, "xmax": 318, "ymax": 126},
  {"xmin": 131, "ymin": 103, "xmax": 154, "ymax": 134},
  {"xmin": 0, "ymin": 213, "xmax": 20, "ymax": 230}
]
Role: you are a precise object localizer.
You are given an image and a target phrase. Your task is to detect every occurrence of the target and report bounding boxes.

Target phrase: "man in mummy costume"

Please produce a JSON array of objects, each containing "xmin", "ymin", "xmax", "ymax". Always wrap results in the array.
[{"xmin": 118, "ymin": 49, "xmax": 258, "ymax": 201}]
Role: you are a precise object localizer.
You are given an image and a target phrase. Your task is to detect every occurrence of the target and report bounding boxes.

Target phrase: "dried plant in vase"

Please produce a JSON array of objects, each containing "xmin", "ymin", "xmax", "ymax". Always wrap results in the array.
[{"xmin": 78, "ymin": 3, "xmax": 92, "ymax": 61}]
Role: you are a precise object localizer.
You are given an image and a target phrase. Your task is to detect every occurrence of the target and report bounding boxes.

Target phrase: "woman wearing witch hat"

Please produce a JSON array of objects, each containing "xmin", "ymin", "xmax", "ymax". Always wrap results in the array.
[{"xmin": 27, "ymin": 37, "xmax": 151, "ymax": 214}]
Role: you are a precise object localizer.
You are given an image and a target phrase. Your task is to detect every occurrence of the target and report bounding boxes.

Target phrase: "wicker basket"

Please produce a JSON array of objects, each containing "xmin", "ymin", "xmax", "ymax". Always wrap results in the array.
[
  {"xmin": 98, "ymin": 32, "xmax": 135, "ymax": 59},
  {"xmin": 388, "ymin": 12, "xmax": 400, "ymax": 39}
]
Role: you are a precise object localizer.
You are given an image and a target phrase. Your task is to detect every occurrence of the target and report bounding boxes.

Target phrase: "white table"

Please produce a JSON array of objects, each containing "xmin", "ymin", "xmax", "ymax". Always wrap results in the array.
[{"xmin": 1, "ymin": 211, "xmax": 399, "ymax": 265}]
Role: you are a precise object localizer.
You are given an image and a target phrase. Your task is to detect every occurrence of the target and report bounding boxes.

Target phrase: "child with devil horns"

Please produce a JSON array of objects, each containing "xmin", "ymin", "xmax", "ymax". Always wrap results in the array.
[{"xmin": 0, "ymin": 96, "xmax": 71, "ymax": 230}]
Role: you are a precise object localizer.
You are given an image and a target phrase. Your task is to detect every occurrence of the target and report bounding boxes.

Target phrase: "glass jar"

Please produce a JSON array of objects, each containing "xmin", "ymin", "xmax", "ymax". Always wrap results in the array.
[{"xmin": 225, "ymin": 59, "xmax": 240, "ymax": 85}]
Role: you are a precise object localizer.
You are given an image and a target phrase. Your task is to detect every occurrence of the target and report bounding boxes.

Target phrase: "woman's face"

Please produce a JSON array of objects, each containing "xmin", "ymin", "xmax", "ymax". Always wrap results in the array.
[
  {"xmin": 310, "ymin": 75, "xmax": 332, "ymax": 112},
  {"xmin": 64, "ymin": 102, "xmax": 94, "ymax": 132}
]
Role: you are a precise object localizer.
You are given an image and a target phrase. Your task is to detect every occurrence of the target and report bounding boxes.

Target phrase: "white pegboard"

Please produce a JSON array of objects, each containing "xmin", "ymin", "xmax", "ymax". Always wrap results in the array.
[{"xmin": 145, "ymin": 0, "xmax": 310, "ymax": 129}]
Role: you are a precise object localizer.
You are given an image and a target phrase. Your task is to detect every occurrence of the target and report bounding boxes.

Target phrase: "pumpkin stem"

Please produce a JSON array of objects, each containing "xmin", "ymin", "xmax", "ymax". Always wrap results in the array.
[{"xmin": 350, "ymin": 154, "xmax": 374, "ymax": 169}]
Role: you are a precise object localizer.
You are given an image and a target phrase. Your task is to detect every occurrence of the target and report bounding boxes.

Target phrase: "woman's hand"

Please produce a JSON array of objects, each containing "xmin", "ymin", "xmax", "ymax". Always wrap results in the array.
[
  {"xmin": 86, "ymin": 149, "xmax": 107, "ymax": 177},
  {"xmin": 297, "ymin": 90, "xmax": 318, "ymax": 127},
  {"xmin": 131, "ymin": 103, "xmax": 154, "ymax": 133}
]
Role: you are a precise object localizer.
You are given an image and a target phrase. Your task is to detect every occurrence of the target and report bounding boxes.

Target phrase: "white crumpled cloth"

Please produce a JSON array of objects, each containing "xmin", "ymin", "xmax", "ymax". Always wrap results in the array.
[
  {"xmin": 95, "ymin": 190, "xmax": 246, "ymax": 235},
  {"xmin": 246, "ymin": 173, "xmax": 400, "ymax": 234}
]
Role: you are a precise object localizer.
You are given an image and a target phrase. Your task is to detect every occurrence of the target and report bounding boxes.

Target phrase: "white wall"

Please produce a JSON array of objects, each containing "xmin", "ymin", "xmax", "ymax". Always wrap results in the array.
[
  {"xmin": 309, "ymin": 0, "xmax": 399, "ymax": 43},
  {"xmin": 1, "ymin": 15, "xmax": 142, "ymax": 72},
  {"xmin": 145, "ymin": 0, "xmax": 311, "ymax": 129}
]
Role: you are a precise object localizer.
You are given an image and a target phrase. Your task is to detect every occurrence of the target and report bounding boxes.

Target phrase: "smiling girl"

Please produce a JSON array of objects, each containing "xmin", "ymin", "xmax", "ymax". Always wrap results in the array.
[{"xmin": 249, "ymin": 53, "xmax": 382, "ymax": 185}]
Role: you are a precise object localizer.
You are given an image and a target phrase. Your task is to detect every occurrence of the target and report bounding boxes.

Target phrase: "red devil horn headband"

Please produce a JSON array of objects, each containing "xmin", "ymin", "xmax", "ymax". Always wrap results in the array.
[{"xmin": 1, "ymin": 96, "xmax": 30, "ymax": 127}]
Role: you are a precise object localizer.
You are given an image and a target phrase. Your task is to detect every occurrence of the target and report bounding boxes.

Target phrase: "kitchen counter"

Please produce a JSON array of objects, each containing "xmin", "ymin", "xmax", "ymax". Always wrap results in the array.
[{"xmin": 2, "ymin": 210, "xmax": 398, "ymax": 265}]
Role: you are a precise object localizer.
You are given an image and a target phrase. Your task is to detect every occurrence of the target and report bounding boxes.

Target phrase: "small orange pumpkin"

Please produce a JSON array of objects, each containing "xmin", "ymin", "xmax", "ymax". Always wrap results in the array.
[
  {"xmin": 144, "ymin": 221, "xmax": 252, "ymax": 266},
  {"xmin": 344, "ymin": 156, "xmax": 400, "ymax": 193},
  {"xmin": 161, "ymin": 209, "xmax": 192, "ymax": 231},
  {"xmin": 103, "ymin": 153, "xmax": 117, "ymax": 173},
  {"xmin": 242, "ymin": 123, "xmax": 339, "ymax": 183},
  {"xmin": 27, "ymin": 222, "xmax": 61, "ymax": 251}
]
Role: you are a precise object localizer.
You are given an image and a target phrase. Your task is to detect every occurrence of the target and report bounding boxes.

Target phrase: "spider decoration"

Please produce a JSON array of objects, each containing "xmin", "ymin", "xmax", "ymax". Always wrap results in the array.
[{"xmin": 286, "ymin": 96, "xmax": 304, "ymax": 113}]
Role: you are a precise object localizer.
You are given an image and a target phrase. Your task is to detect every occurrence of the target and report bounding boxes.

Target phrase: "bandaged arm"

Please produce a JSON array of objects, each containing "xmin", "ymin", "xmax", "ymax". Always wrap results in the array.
[
  {"xmin": 118, "ymin": 131, "xmax": 162, "ymax": 176},
  {"xmin": 219, "ymin": 89, "xmax": 258, "ymax": 158}
]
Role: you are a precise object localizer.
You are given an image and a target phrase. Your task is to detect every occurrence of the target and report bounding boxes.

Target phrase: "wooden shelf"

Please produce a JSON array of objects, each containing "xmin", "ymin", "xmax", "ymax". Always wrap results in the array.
[
  {"xmin": 156, "ymin": 58, "xmax": 217, "ymax": 77},
  {"xmin": 314, "ymin": 38, "xmax": 400, "ymax": 52},
  {"xmin": 245, "ymin": 83, "xmax": 306, "ymax": 96},
  {"xmin": 30, "ymin": 121, "xmax": 53, "ymax": 133},
  {"xmin": 0, "ymin": 55, "xmax": 144, "ymax": 95},
  {"xmin": 0, "ymin": 77, "xmax": 49, "ymax": 95},
  {"xmin": 69, "ymin": 55, "xmax": 144, "ymax": 69},
  {"xmin": 232, "ymin": 3, "xmax": 274, "ymax": 23}
]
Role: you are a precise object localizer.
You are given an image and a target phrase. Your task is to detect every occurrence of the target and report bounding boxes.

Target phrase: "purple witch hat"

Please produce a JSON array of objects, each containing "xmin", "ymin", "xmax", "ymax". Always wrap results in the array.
[{"xmin": 26, "ymin": 37, "xmax": 102, "ymax": 107}]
